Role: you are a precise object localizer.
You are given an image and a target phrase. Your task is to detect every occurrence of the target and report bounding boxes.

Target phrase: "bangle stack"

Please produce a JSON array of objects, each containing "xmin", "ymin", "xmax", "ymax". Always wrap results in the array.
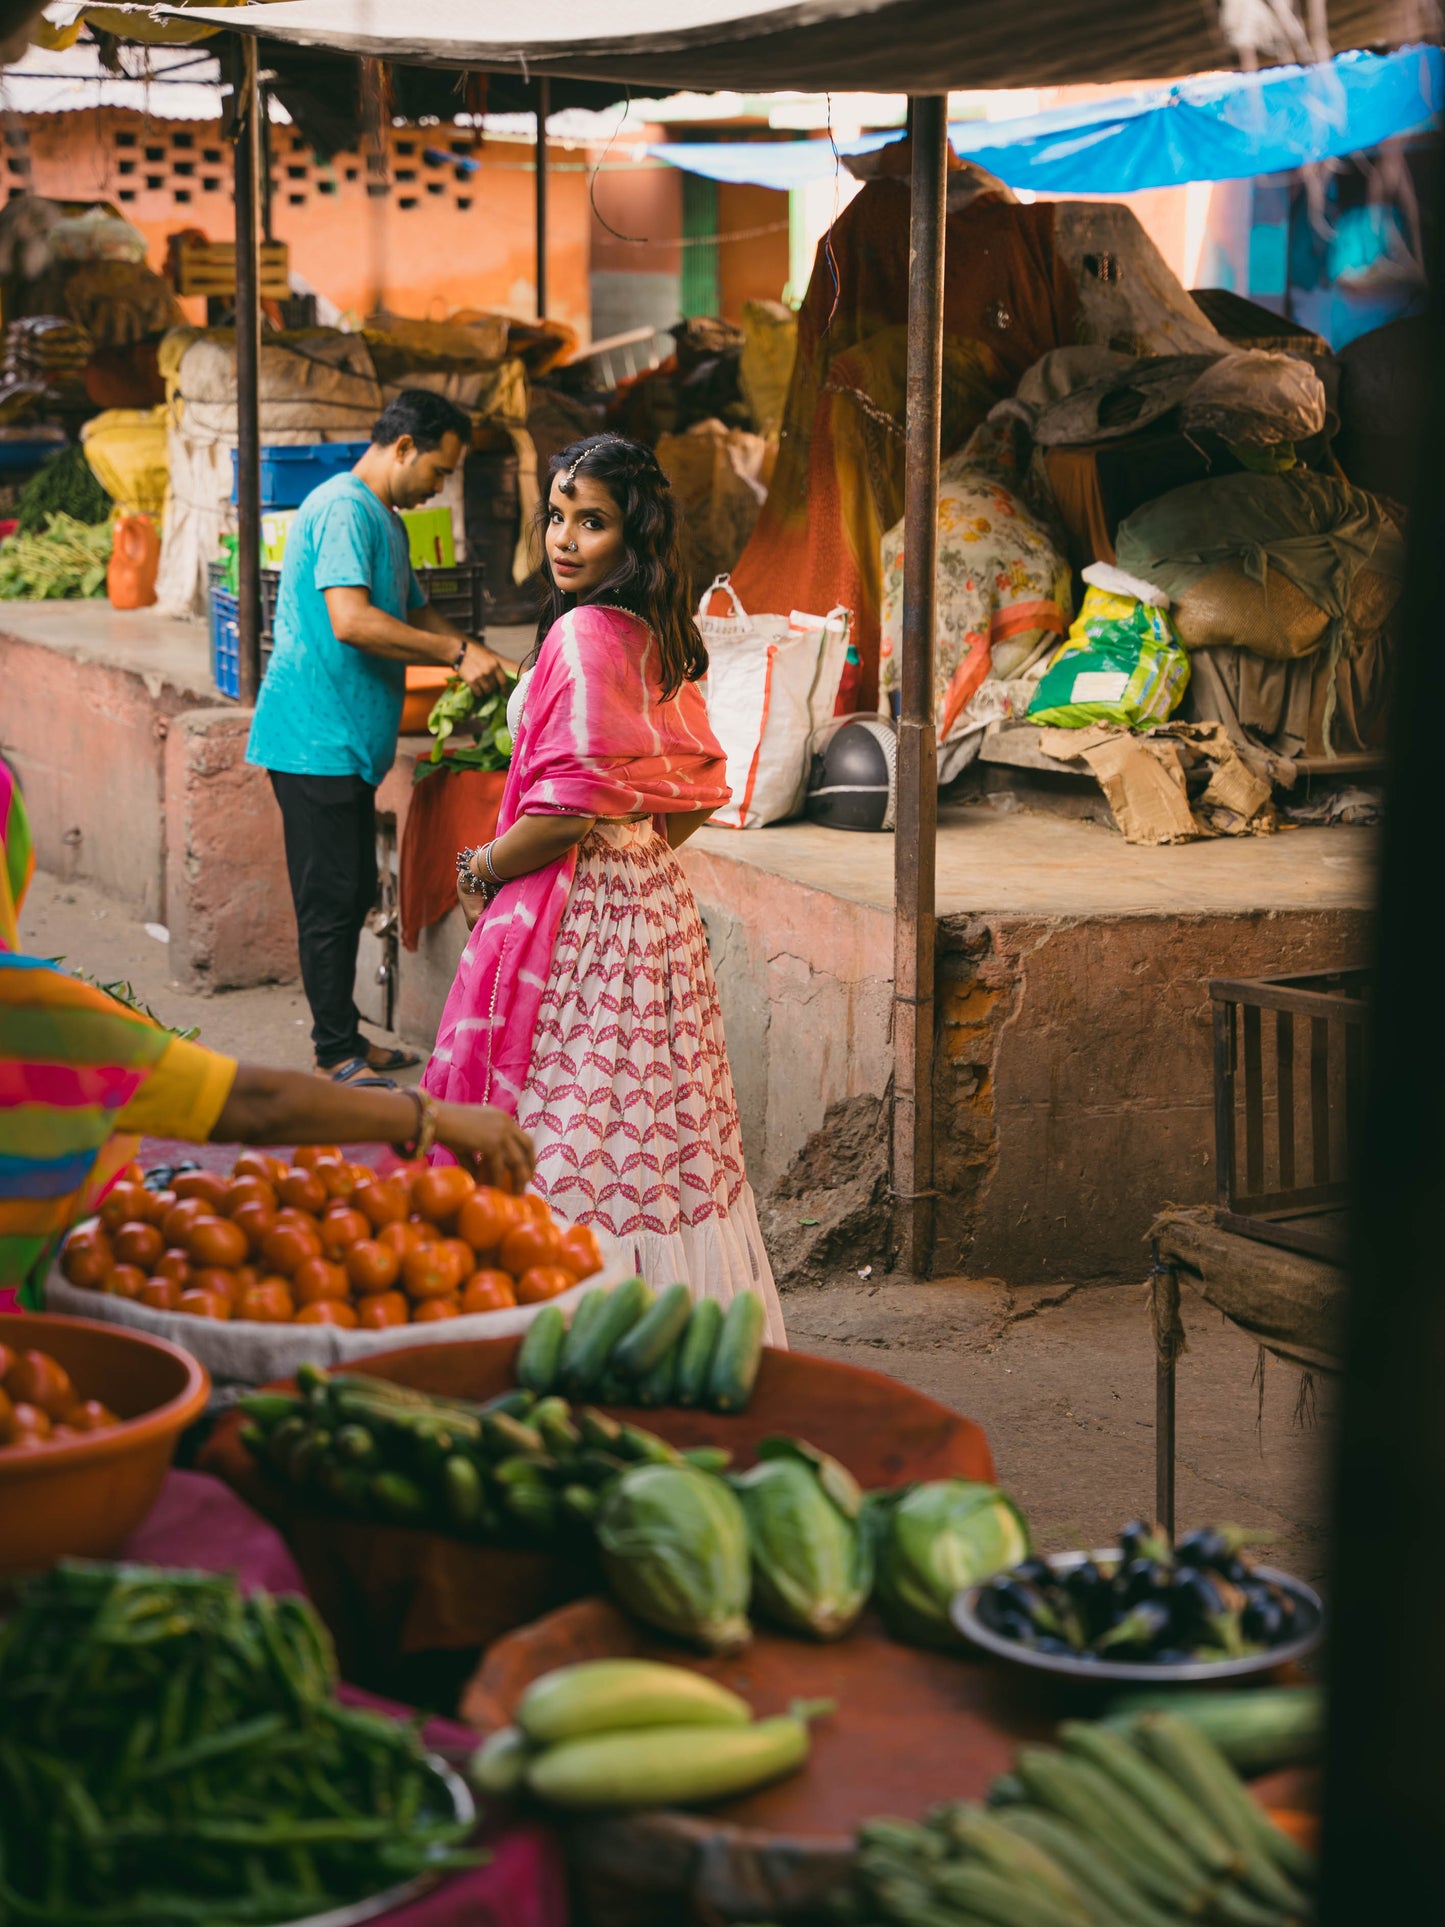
[
  {"xmin": 456, "ymin": 841, "xmax": 504, "ymax": 899},
  {"xmin": 391, "ymin": 1087, "xmax": 440, "ymax": 1160}
]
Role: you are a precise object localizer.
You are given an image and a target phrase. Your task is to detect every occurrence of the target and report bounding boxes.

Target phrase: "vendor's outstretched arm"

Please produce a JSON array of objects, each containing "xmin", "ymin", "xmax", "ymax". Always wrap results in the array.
[
  {"xmin": 212, "ymin": 1067, "xmax": 534, "ymax": 1190},
  {"xmin": 323, "ymin": 586, "xmax": 504, "ymax": 693}
]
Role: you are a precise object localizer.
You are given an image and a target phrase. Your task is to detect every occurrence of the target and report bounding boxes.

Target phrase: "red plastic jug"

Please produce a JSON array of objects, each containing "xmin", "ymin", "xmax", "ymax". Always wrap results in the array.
[{"xmin": 107, "ymin": 514, "xmax": 160, "ymax": 609}]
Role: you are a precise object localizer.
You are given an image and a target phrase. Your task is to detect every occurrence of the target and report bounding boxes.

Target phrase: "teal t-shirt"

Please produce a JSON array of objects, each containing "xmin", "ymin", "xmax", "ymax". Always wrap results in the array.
[{"xmin": 245, "ymin": 473, "xmax": 425, "ymax": 787}]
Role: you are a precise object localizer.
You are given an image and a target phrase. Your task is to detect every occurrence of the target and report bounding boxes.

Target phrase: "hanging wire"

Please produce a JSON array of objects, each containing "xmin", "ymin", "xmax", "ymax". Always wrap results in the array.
[
  {"xmin": 588, "ymin": 87, "xmax": 652, "ymax": 244},
  {"xmin": 820, "ymin": 91, "xmax": 843, "ymax": 335}
]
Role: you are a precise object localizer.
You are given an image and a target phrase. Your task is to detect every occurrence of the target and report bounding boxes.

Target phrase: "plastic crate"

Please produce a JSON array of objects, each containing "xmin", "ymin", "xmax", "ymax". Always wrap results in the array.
[
  {"xmin": 255, "ymin": 562, "xmax": 486, "ymax": 639},
  {"xmin": 208, "ymin": 561, "xmax": 273, "ymax": 700},
  {"xmin": 230, "ymin": 442, "xmax": 369, "ymax": 510}
]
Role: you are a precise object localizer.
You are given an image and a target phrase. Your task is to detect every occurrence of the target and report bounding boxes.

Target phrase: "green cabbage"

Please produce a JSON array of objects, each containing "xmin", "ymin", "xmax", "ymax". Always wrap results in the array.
[
  {"xmin": 732, "ymin": 1439, "xmax": 871, "ymax": 1641},
  {"xmin": 595, "ymin": 1464, "xmax": 752, "ymax": 1653},
  {"xmin": 874, "ymin": 1479, "xmax": 1031, "ymax": 1650}
]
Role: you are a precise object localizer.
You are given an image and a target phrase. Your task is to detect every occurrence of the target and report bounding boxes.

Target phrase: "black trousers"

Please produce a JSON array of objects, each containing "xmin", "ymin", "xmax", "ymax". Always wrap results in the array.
[{"xmin": 269, "ymin": 771, "xmax": 378, "ymax": 1068}]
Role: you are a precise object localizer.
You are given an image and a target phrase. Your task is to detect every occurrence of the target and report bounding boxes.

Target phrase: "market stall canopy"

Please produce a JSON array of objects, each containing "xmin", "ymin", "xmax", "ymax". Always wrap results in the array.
[
  {"xmin": 167, "ymin": 0, "xmax": 1415, "ymax": 93},
  {"xmin": 647, "ymin": 46, "xmax": 1444, "ymax": 194}
]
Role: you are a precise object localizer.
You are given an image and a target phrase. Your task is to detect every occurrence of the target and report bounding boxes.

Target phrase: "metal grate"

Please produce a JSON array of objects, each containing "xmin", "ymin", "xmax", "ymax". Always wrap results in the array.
[{"xmin": 1211, "ymin": 966, "xmax": 1369, "ymax": 1261}]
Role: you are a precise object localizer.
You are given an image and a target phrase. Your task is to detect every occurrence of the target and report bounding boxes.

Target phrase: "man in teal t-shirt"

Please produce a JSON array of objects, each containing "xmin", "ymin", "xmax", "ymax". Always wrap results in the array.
[{"xmin": 247, "ymin": 390, "xmax": 507, "ymax": 1085}]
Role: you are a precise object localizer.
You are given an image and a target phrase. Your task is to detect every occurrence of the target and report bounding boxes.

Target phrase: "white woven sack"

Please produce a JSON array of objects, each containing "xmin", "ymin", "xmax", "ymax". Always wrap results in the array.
[{"xmin": 698, "ymin": 575, "xmax": 850, "ymax": 829}]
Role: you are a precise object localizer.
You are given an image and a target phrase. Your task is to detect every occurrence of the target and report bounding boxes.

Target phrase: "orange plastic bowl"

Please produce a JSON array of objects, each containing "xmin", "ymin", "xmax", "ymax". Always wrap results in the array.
[{"xmin": 0, "ymin": 1312, "xmax": 210, "ymax": 1576}]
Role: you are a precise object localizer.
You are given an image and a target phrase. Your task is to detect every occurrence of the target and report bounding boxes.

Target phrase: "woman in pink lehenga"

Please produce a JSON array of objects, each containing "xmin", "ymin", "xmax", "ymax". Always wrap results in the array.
[{"xmin": 422, "ymin": 435, "xmax": 785, "ymax": 1345}]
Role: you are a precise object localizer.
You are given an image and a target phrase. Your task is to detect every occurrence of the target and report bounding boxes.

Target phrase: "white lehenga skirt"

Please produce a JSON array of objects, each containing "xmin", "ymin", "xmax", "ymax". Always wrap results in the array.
[{"xmin": 517, "ymin": 819, "xmax": 786, "ymax": 1348}]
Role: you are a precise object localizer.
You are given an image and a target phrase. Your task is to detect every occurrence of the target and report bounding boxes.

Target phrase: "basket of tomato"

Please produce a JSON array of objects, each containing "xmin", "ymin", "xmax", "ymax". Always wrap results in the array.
[{"xmin": 45, "ymin": 1148, "xmax": 628, "ymax": 1386}]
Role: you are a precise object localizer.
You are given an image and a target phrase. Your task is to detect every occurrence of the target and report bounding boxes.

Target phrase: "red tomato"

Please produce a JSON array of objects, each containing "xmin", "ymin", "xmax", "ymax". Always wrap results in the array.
[
  {"xmin": 122, "ymin": 1161, "xmax": 146, "ymax": 1185},
  {"xmin": 139, "ymin": 1277, "xmax": 183, "ymax": 1313},
  {"xmin": 313, "ymin": 1157, "xmax": 360, "ymax": 1201},
  {"xmin": 357, "ymin": 1290, "xmax": 409, "ymax": 1330},
  {"xmin": 412, "ymin": 1165, "xmax": 475, "ymax": 1227},
  {"xmin": 223, "ymin": 1176, "xmax": 278, "ymax": 1217},
  {"xmin": 355, "ymin": 1177, "xmax": 409, "ymax": 1231},
  {"xmin": 260, "ymin": 1221, "xmax": 323, "ymax": 1277},
  {"xmin": 232, "ymin": 1149, "xmax": 279, "ymax": 1182},
  {"xmin": 319, "ymin": 1207, "xmax": 368, "ymax": 1258},
  {"xmin": 273, "ymin": 1206, "xmax": 322, "ymax": 1235},
  {"xmin": 161, "ymin": 1197, "xmax": 211, "ymax": 1248},
  {"xmin": 277, "ymin": 1168, "xmax": 328, "ymax": 1215},
  {"xmin": 413, "ymin": 1295, "xmax": 461, "ymax": 1323},
  {"xmin": 229, "ymin": 1201, "xmax": 277, "ymax": 1257},
  {"xmin": 233, "ymin": 1264, "xmax": 260, "ymax": 1297},
  {"xmin": 402, "ymin": 1241, "xmax": 466, "ymax": 1301},
  {"xmin": 112, "ymin": 1221, "xmax": 164, "ymax": 1271},
  {"xmin": 61, "ymin": 1224, "xmax": 113, "ymax": 1289},
  {"xmin": 296, "ymin": 1298, "xmax": 359, "ymax": 1327},
  {"xmin": 106, "ymin": 1264, "xmax": 148, "ymax": 1301},
  {"xmin": 0, "ymin": 1344, "xmax": 12, "ymax": 1383},
  {"xmin": 236, "ymin": 1280, "xmax": 295, "ymax": 1324},
  {"xmin": 292, "ymin": 1145, "xmax": 342, "ymax": 1171},
  {"xmin": 500, "ymin": 1220, "xmax": 561, "ymax": 1279},
  {"xmin": 390, "ymin": 1159, "xmax": 429, "ymax": 1194},
  {"xmin": 455, "ymin": 1187, "xmax": 518, "ymax": 1260},
  {"xmin": 179, "ymin": 1288, "xmax": 231, "ymax": 1321},
  {"xmin": 186, "ymin": 1216, "xmax": 249, "ymax": 1270},
  {"xmin": 8, "ymin": 1401, "xmax": 52, "ymax": 1443},
  {"xmin": 461, "ymin": 1270, "xmax": 517, "ymax": 1314},
  {"xmin": 62, "ymin": 1399, "xmax": 118, "ymax": 1433},
  {"xmin": 154, "ymin": 1247, "xmax": 192, "ymax": 1287},
  {"xmin": 140, "ymin": 1187, "xmax": 176, "ymax": 1227},
  {"xmin": 292, "ymin": 1257, "xmax": 349, "ymax": 1306},
  {"xmin": 190, "ymin": 1266, "xmax": 240, "ymax": 1308},
  {"xmin": 379, "ymin": 1218, "xmax": 436, "ymax": 1259},
  {"xmin": 100, "ymin": 1182, "xmax": 152, "ymax": 1232},
  {"xmin": 556, "ymin": 1223, "xmax": 603, "ymax": 1282},
  {"xmin": 515, "ymin": 1192, "xmax": 553, "ymax": 1225},
  {"xmin": 345, "ymin": 1239, "xmax": 400, "ymax": 1295},
  {"xmin": 5, "ymin": 1349, "xmax": 75, "ymax": 1418},
  {"xmin": 172, "ymin": 1170, "xmax": 229, "ymax": 1209},
  {"xmin": 516, "ymin": 1265, "xmax": 575, "ymax": 1306}
]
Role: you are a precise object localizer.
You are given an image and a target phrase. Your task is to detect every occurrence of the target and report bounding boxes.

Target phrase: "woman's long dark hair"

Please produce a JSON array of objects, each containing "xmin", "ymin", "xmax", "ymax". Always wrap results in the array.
[{"xmin": 532, "ymin": 433, "xmax": 707, "ymax": 700}]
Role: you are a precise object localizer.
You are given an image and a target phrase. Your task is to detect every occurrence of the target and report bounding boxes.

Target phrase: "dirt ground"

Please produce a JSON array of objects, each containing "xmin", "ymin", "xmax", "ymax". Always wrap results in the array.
[{"xmin": 19, "ymin": 866, "xmax": 1338, "ymax": 1587}]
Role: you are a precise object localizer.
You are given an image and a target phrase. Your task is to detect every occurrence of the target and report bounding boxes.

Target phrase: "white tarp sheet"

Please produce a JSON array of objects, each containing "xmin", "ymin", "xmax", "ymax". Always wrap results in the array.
[{"xmin": 169, "ymin": 0, "xmax": 1413, "ymax": 95}]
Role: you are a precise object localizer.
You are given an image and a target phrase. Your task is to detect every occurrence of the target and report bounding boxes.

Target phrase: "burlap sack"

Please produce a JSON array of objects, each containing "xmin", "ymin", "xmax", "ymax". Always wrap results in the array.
[{"xmin": 1173, "ymin": 563, "xmax": 1330, "ymax": 661}]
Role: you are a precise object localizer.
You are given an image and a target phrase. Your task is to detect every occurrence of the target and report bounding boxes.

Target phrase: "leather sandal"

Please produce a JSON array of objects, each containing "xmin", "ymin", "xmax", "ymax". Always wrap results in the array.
[{"xmin": 321, "ymin": 1054, "xmax": 397, "ymax": 1089}]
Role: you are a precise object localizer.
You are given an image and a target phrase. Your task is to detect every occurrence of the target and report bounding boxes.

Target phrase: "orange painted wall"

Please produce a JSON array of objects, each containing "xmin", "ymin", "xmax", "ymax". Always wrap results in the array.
[
  {"xmin": 717, "ymin": 181, "xmax": 792, "ymax": 318},
  {"xmin": 14, "ymin": 109, "xmax": 592, "ymax": 339},
  {"xmin": 589, "ymin": 138, "xmax": 683, "ymax": 278}
]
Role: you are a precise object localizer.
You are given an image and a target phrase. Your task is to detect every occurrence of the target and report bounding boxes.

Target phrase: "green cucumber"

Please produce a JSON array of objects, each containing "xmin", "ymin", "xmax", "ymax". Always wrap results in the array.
[
  {"xmin": 706, "ymin": 1291, "xmax": 766, "ymax": 1412},
  {"xmin": 611, "ymin": 1282, "xmax": 692, "ymax": 1382},
  {"xmin": 237, "ymin": 1391, "xmax": 303, "ymax": 1427},
  {"xmin": 555, "ymin": 1287, "xmax": 610, "ymax": 1391},
  {"xmin": 516, "ymin": 1303, "xmax": 567, "ymax": 1394},
  {"xmin": 560, "ymin": 1276, "xmax": 652, "ymax": 1399},
  {"xmin": 673, "ymin": 1297, "xmax": 723, "ymax": 1407},
  {"xmin": 533, "ymin": 1397, "xmax": 582, "ymax": 1457},
  {"xmin": 634, "ymin": 1336, "xmax": 680, "ymax": 1408},
  {"xmin": 442, "ymin": 1454, "xmax": 485, "ymax": 1530},
  {"xmin": 371, "ymin": 1471, "xmax": 430, "ymax": 1525},
  {"xmin": 1105, "ymin": 1687, "xmax": 1323, "ymax": 1775}
]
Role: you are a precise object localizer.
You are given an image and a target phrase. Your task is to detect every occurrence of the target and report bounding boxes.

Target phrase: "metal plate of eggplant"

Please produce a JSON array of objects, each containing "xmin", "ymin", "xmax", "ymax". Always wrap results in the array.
[
  {"xmin": 952, "ymin": 1531, "xmax": 1324, "ymax": 1684},
  {"xmin": 275, "ymin": 1756, "xmax": 475, "ymax": 1927}
]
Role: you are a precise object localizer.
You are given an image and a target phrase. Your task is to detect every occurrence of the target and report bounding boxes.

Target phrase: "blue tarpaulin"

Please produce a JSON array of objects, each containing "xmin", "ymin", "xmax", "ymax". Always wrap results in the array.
[{"xmin": 646, "ymin": 45, "xmax": 1443, "ymax": 195}]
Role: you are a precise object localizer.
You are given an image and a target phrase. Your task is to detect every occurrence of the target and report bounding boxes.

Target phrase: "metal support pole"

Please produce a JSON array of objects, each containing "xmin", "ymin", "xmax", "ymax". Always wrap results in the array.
[
  {"xmin": 228, "ymin": 33, "xmax": 263, "ymax": 706},
  {"xmin": 534, "ymin": 76, "xmax": 550, "ymax": 322},
  {"xmin": 891, "ymin": 95, "xmax": 947, "ymax": 1277},
  {"xmin": 259, "ymin": 79, "xmax": 274, "ymax": 245},
  {"xmin": 1153, "ymin": 1249, "xmax": 1180, "ymax": 1536}
]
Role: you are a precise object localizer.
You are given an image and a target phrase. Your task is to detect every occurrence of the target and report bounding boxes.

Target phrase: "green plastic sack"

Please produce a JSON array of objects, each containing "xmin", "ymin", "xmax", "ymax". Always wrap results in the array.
[{"xmin": 1026, "ymin": 594, "xmax": 1189, "ymax": 731}]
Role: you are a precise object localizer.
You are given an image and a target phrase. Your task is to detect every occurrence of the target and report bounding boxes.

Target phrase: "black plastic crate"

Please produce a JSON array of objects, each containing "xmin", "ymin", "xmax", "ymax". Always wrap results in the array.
[{"xmin": 258, "ymin": 561, "xmax": 486, "ymax": 640}]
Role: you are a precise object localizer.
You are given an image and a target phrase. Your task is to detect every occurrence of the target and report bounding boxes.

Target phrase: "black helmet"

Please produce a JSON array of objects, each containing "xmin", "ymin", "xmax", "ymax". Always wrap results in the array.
[{"xmin": 805, "ymin": 718, "xmax": 897, "ymax": 833}]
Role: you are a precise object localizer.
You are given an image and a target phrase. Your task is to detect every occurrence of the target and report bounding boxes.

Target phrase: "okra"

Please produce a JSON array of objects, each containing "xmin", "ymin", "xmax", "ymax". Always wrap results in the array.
[
  {"xmin": 932, "ymin": 1861, "xmax": 1093, "ymax": 1927},
  {"xmin": 997, "ymin": 1808, "xmax": 1180, "ymax": 1927},
  {"xmin": 931, "ymin": 1803, "xmax": 1094, "ymax": 1913},
  {"xmin": 1059, "ymin": 1719, "xmax": 1240, "ymax": 1876},
  {"xmin": 1014, "ymin": 1749, "xmax": 1208, "ymax": 1909}
]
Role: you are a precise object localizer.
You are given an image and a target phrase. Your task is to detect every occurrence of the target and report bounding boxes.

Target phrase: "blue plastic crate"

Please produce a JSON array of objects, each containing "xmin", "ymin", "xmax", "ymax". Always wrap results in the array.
[
  {"xmin": 208, "ymin": 562, "xmax": 273, "ymax": 700},
  {"xmin": 209, "ymin": 579, "xmax": 240, "ymax": 699},
  {"xmin": 230, "ymin": 441, "xmax": 369, "ymax": 509}
]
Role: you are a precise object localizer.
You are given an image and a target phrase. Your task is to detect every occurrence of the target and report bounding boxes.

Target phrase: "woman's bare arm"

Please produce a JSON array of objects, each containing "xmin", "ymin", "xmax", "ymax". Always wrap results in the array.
[{"xmin": 212, "ymin": 1067, "xmax": 534, "ymax": 1189}]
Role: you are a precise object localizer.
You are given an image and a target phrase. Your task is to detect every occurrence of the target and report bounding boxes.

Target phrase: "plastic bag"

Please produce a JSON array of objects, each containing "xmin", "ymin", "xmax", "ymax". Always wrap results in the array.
[
  {"xmin": 48, "ymin": 210, "xmax": 148, "ymax": 265},
  {"xmin": 81, "ymin": 407, "xmax": 168, "ymax": 521},
  {"xmin": 1027, "ymin": 590, "xmax": 1190, "ymax": 730}
]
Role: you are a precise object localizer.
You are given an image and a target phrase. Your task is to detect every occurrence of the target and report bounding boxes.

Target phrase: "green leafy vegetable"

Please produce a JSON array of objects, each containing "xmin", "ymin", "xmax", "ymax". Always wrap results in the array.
[
  {"xmin": 415, "ymin": 671, "xmax": 517, "ymax": 783},
  {"xmin": 16, "ymin": 443, "xmax": 112, "ymax": 534},
  {"xmin": 0, "ymin": 512, "xmax": 112, "ymax": 599}
]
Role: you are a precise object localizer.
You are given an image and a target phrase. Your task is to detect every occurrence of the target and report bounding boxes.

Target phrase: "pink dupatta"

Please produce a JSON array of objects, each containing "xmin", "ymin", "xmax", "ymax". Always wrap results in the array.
[{"xmin": 422, "ymin": 604, "xmax": 730, "ymax": 1116}]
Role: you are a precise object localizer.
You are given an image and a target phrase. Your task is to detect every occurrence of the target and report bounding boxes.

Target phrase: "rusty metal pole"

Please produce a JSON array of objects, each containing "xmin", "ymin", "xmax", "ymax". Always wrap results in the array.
[
  {"xmin": 535, "ymin": 76, "xmax": 550, "ymax": 322},
  {"xmin": 229, "ymin": 33, "xmax": 263, "ymax": 706},
  {"xmin": 891, "ymin": 94, "xmax": 947, "ymax": 1277}
]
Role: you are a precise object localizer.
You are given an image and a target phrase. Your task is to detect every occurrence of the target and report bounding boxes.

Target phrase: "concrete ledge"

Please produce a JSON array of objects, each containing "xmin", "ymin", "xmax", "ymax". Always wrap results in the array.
[{"xmin": 164, "ymin": 710, "xmax": 299, "ymax": 992}]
